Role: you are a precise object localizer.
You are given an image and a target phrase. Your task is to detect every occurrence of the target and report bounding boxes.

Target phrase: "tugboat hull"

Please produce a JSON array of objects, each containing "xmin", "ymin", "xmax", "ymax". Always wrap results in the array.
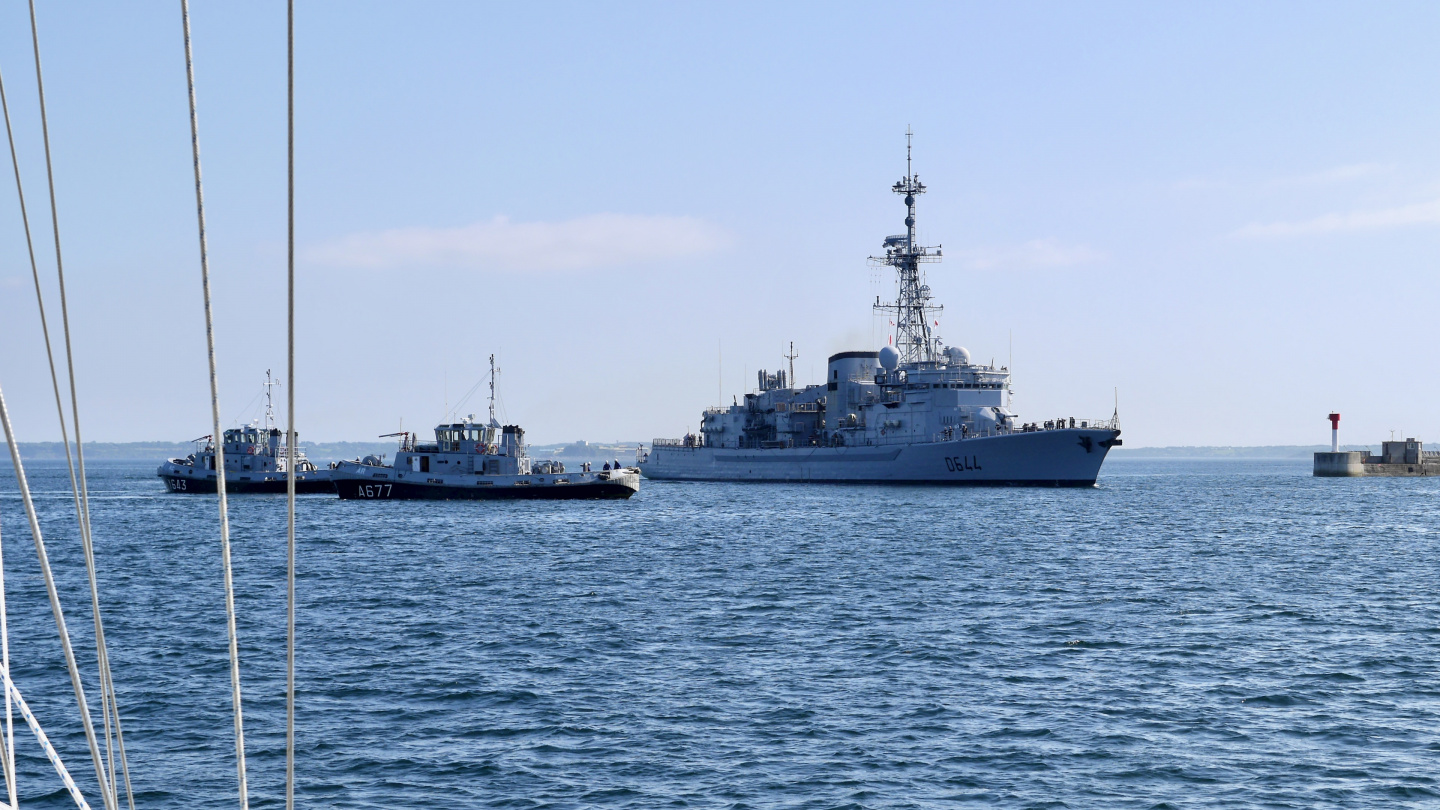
[
  {"xmin": 331, "ymin": 467, "xmax": 639, "ymax": 500},
  {"xmin": 159, "ymin": 471, "xmax": 336, "ymax": 494},
  {"xmin": 332, "ymin": 399, "xmax": 641, "ymax": 502},
  {"xmin": 157, "ymin": 406, "xmax": 332, "ymax": 494}
]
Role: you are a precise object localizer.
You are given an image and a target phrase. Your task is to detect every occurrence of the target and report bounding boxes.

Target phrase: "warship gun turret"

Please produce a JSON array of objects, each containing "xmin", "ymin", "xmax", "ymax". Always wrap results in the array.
[{"xmin": 638, "ymin": 136, "xmax": 1121, "ymax": 485}]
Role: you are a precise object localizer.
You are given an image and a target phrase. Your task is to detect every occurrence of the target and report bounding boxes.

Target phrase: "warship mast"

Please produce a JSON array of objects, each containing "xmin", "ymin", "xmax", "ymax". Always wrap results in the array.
[{"xmin": 872, "ymin": 130, "xmax": 943, "ymax": 365}]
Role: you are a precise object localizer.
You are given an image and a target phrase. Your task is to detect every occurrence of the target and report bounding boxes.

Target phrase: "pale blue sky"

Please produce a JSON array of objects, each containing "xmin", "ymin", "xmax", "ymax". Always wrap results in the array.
[{"xmin": 1, "ymin": 2, "xmax": 1438, "ymax": 447}]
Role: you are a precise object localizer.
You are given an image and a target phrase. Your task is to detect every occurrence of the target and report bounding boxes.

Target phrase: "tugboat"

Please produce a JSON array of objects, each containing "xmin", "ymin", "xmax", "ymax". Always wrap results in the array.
[
  {"xmin": 331, "ymin": 356, "xmax": 640, "ymax": 500},
  {"xmin": 158, "ymin": 370, "xmax": 334, "ymax": 493}
]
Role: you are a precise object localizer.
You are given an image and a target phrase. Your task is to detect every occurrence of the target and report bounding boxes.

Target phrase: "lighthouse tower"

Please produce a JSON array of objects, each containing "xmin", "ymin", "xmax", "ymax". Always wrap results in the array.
[{"xmin": 1314, "ymin": 413, "xmax": 1363, "ymax": 476}]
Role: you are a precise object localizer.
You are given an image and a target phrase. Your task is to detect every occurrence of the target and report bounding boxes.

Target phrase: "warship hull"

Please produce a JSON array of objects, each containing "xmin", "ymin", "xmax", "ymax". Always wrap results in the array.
[
  {"xmin": 640, "ymin": 428, "xmax": 1119, "ymax": 486},
  {"xmin": 332, "ymin": 467, "xmax": 640, "ymax": 500},
  {"xmin": 159, "ymin": 470, "xmax": 336, "ymax": 494}
]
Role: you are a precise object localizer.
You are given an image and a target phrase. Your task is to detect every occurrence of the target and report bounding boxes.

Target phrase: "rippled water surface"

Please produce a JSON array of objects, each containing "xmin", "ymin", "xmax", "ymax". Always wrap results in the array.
[{"xmin": 0, "ymin": 458, "xmax": 1437, "ymax": 808}]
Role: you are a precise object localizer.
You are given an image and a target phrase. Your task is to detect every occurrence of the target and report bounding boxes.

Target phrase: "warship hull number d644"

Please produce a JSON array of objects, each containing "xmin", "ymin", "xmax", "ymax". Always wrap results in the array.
[{"xmin": 944, "ymin": 455, "xmax": 981, "ymax": 473}]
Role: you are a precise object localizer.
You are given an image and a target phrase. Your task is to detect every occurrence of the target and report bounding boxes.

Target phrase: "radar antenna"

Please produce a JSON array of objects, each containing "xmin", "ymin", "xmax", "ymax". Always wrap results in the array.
[
  {"xmin": 784, "ymin": 341, "xmax": 798, "ymax": 389},
  {"xmin": 871, "ymin": 129, "xmax": 943, "ymax": 365}
]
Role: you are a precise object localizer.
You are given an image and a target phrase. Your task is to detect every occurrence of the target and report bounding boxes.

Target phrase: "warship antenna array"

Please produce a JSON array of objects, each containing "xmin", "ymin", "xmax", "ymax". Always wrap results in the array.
[
  {"xmin": 784, "ymin": 342, "xmax": 798, "ymax": 390},
  {"xmin": 871, "ymin": 129, "xmax": 944, "ymax": 365}
]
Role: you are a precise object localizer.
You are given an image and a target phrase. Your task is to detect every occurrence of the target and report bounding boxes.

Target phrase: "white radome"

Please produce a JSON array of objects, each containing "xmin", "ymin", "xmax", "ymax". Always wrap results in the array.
[
  {"xmin": 878, "ymin": 345, "xmax": 900, "ymax": 370},
  {"xmin": 947, "ymin": 346, "xmax": 971, "ymax": 366}
]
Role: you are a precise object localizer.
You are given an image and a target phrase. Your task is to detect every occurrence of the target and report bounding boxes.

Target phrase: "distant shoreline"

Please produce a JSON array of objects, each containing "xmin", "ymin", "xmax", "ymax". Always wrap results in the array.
[
  {"xmin": 1, "ymin": 441, "xmax": 1375, "ymax": 463},
  {"xmin": 3, "ymin": 440, "xmax": 646, "ymax": 464},
  {"xmin": 1111, "ymin": 445, "xmax": 1375, "ymax": 460}
]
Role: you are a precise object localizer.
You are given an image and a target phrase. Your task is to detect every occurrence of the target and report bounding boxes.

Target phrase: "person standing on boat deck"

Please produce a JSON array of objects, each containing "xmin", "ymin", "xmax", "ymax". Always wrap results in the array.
[{"xmin": 603, "ymin": 462, "xmax": 610, "ymax": 471}]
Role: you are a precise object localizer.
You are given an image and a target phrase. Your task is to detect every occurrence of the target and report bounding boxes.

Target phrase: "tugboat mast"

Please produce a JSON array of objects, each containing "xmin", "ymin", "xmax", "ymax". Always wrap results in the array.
[
  {"xmin": 872, "ymin": 130, "xmax": 943, "ymax": 365},
  {"xmin": 488, "ymin": 353, "xmax": 500, "ymax": 428},
  {"xmin": 264, "ymin": 369, "xmax": 281, "ymax": 431}
]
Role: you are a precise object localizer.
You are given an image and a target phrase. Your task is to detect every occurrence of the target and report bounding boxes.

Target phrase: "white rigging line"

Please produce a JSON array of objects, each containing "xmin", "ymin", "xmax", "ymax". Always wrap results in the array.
[
  {"xmin": 0, "ymin": 48, "xmax": 54, "ymax": 810},
  {"xmin": 1, "ymin": 673, "xmax": 93, "ymax": 810},
  {"xmin": 180, "ymin": 2, "xmax": 250, "ymax": 808},
  {"xmin": 0, "ymin": 511, "xmax": 15, "ymax": 810},
  {"xmin": 0, "ymin": 384, "xmax": 104, "ymax": 810},
  {"xmin": 227, "ymin": 387, "xmax": 267, "ymax": 428},
  {"xmin": 0, "ymin": 518, "xmax": 93, "ymax": 810},
  {"xmin": 0, "ymin": 42, "xmax": 93, "ymax": 810},
  {"xmin": 285, "ymin": 2, "xmax": 298, "ymax": 807},
  {"xmin": 448, "ymin": 377, "xmax": 488, "ymax": 422},
  {"xmin": 22, "ymin": 3, "xmax": 129, "ymax": 807}
]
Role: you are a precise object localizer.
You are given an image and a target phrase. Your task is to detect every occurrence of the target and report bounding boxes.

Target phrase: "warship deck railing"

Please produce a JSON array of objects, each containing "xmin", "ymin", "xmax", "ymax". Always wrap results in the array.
[{"xmin": 650, "ymin": 416, "xmax": 1117, "ymax": 453}]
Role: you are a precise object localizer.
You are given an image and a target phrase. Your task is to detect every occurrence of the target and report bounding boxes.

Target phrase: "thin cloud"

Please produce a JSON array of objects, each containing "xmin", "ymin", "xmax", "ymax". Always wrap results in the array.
[
  {"xmin": 1174, "ymin": 163, "xmax": 1395, "ymax": 192},
  {"xmin": 1233, "ymin": 198, "xmax": 1440, "ymax": 238},
  {"xmin": 1172, "ymin": 177, "xmax": 1229, "ymax": 191},
  {"xmin": 951, "ymin": 238, "xmax": 1106, "ymax": 271},
  {"xmin": 306, "ymin": 213, "xmax": 729, "ymax": 271},
  {"xmin": 1291, "ymin": 162, "xmax": 1394, "ymax": 185}
]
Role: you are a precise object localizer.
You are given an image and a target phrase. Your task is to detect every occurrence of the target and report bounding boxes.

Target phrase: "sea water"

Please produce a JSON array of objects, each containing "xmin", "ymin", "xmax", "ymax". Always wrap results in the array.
[{"xmin": 0, "ymin": 458, "xmax": 1436, "ymax": 808}]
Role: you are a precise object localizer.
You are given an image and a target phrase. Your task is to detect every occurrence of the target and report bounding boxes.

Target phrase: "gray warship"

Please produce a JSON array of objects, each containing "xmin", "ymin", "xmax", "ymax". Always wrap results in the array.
[
  {"xmin": 158, "ymin": 370, "xmax": 332, "ymax": 493},
  {"xmin": 331, "ymin": 356, "xmax": 640, "ymax": 500},
  {"xmin": 639, "ymin": 138, "xmax": 1122, "ymax": 486}
]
